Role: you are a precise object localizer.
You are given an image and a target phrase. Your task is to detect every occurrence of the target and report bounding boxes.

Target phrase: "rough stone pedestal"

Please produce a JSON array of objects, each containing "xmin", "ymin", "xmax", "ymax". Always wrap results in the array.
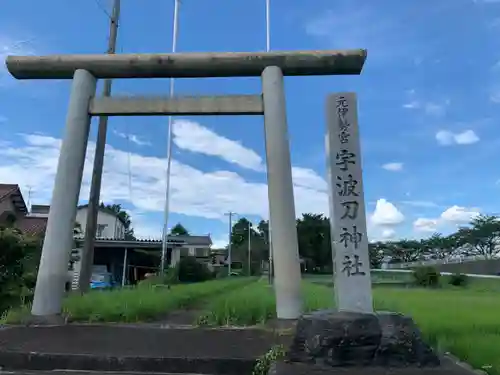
[{"xmin": 271, "ymin": 309, "xmax": 443, "ymax": 375}]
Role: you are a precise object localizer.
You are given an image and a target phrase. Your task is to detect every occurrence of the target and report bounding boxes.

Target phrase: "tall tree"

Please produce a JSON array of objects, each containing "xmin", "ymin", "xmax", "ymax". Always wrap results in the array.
[
  {"xmin": 368, "ymin": 241, "xmax": 386, "ymax": 268},
  {"xmin": 169, "ymin": 223, "xmax": 190, "ymax": 236},
  {"xmin": 231, "ymin": 217, "xmax": 254, "ymax": 247},
  {"xmin": 230, "ymin": 218, "xmax": 267, "ymax": 266},
  {"xmin": 386, "ymin": 239, "xmax": 423, "ymax": 263},
  {"xmin": 100, "ymin": 202, "xmax": 135, "ymax": 240},
  {"xmin": 296, "ymin": 213, "xmax": 331, "ymax": 272},
  {"xmin": 421, "ymin": 233, "xmax": 456, "ymax": 259},
  {"xmin": 455, "ymin": 214, "xmax": 500, "ymax": 259}
]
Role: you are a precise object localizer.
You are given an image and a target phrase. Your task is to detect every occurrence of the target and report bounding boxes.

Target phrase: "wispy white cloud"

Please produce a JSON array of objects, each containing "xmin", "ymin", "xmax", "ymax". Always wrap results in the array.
[
  {"xmin": 403, "ymin": 98, "xmax": 449, "ymax": 117},
  {"xmin": 0, "ymin": 121, "xmax": 406, "ymax": 240},
  {"xmin": 435, "ymin": 130, "xmax": 479, "ymax": 146},
  {"xmin": 113, "ymin": 130, "xmax": 151, "ymax": 147},
  {"xmin": 413, "ymin": 205, "xmax": 480, "ymax": 233},
  {"xmin": 172, "ymin": 119, "xmax": 264, "ymax": 172},
  {"xmin": 400, "ymin": 200, "xmax": 439, "ymax": 208},
  {"xmin": 0, "ymin": 125, "xmax": 329, "ymax": 237},
  {"xmin": 0, "ymin": 36, "xmax": 36, "ymax": 87},
  {"xmin": 304, "ymin": 3, "xmax": 431, "ymax": 63},
  {"xmin": 382, "ymin": 162, "xmax": 403, "ymax": 172}
]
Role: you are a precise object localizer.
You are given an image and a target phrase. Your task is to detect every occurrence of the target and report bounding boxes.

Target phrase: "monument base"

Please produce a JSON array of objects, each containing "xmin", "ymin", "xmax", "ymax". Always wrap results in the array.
[
  {"xmin": 274, "ymin": 309, "xmax": 440, "ymax": 374},
  {"xmin": 23, "ymin": 314, "xmax": 67, "ymax": 326}
]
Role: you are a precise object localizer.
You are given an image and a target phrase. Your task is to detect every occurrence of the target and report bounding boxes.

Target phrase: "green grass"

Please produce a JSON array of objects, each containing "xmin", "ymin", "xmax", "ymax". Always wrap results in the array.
[
  {"xmin": 1, "ymin": 277, "xmax": 256, "ymax": 324},
  {"xmin": 196, "ymin": 279, "xmax": 500, "ymax": 375}
]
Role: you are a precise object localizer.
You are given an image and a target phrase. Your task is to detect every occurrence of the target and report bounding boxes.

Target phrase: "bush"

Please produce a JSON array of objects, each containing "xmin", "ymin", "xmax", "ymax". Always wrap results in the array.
[
  {"xmin": 177, "ymin": 256, "xmax": 213, "ymax": 283},
  {"xmin": 413, "ymin": 266, "xmax": 441, "ymax": 287},
  {"xmin": 0, "ymin": 228, "xmax": 41, "ymax": 313},
  {"xmin": 449, "ymin": 273, "xmax": 468, "ymax": 287}
]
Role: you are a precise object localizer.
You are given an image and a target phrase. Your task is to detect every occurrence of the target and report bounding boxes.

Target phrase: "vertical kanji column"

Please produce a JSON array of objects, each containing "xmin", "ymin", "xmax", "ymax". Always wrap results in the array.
[
  {"xmin": 31, "ymin": 69, "xmax": 97, "ymax": 317},
  {"xmin": 262, "ymin": 66, "xmax": 303, "ymax": 319},
  {"xmin": 325, "ymin": 92, "xmax": 373, "ymax": 313}
]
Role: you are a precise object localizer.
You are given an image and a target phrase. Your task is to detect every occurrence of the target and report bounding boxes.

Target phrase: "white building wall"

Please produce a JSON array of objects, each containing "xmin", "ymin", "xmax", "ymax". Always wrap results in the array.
[{"xmin": 75, "ymin": 207, "xmax": 125, "ymax": 239}]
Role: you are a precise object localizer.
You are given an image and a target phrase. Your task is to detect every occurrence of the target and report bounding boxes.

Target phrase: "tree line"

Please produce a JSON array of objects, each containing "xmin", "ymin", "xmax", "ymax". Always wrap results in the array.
[{"xmin": 225, "ymin": 213, "xmax": 500, "ymax": 272}]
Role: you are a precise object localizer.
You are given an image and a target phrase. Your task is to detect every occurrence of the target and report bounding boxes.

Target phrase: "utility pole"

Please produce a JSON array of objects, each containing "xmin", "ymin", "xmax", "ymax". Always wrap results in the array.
[
  {"xmin": 248, "ymin": 221, "xmax": 252, "ymax": 275},
  {"xmin": 79, "ymin": 0, "xmax": 121, "ymax": 292},
  {"xmin": 225, "ymin": 211, "xmax": 235, "ymax": 276}
]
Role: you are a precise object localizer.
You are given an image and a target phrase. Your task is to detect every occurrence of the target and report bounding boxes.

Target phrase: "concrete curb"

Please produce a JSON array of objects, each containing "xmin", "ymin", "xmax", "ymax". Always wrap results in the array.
[{"xmin": 0, "ymin": 352, "xmax": 256, "ymax": 375}]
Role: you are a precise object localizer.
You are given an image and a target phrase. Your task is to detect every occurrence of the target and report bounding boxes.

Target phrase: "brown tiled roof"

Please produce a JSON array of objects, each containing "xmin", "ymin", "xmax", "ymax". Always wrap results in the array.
[
  {"xmin": 0, "ymin": 184, "xmax": 19, "ymax": 201},
  {"xmin": 0, "ymin": 183, "xmax": 28, "ymax": 214},
  {"xmin": 16, "ymin": 216, "xmax": 47, "ymax": 237}
]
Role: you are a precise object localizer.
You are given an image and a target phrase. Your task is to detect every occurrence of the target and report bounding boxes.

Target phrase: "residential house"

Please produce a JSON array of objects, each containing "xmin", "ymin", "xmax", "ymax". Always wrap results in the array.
[
  {"xmin": 0, "ymin": 184, "xmax": 47, "ymax": 236},
  {"xmin": 0, "ymin": 183, "xmax": 213, "ymax": 289},
  {"xmin": 75, "ymin": 204, "xmax": 126, "ymax": 239}
]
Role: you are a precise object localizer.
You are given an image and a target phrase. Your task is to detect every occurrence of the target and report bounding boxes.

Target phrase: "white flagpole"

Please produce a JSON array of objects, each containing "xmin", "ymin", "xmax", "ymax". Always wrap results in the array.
[{"xmin": 161, "ymin": 0, "xmax": 181, "ymax": 273}]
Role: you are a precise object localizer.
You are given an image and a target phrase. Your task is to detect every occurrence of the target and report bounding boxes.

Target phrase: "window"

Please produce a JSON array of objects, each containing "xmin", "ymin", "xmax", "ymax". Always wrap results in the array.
[
  {"xmin": 195, "ymin": 248, "xmax": 208, "ymax": 257},
  {"xmin": 96, "ymin": 224, "xmax": 108, "ymax": 238},
  {"xmin": 179, "ymin": 247, "xmax": 189, "ymax": 257}
]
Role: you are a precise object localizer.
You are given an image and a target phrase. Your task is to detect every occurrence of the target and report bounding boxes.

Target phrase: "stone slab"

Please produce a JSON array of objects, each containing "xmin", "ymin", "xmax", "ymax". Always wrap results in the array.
[
  {"xmin": 0, "ymin": 325, "xmax": 291, "ymax": 375},
  {"xmin": 270, "ymin": 357, "xmax": 477, "ymax": 375},
  {"xmin": 287, "ymin": 310, "xmax": 440, "ymax": 367}
]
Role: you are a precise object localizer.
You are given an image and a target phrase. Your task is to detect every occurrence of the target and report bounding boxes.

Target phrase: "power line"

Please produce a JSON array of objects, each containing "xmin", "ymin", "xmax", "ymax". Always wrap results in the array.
[{"xmin": 94, "ymin": 0, "xmax": 112, "ymax": 18}]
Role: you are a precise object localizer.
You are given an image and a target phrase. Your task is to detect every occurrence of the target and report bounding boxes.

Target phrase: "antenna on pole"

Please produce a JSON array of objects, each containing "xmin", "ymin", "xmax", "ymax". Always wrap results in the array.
[
  {"xmin": 26, "ymin": 185, "xmax": 33, "ymax": 214},
  {"xmin": 265, "ymin": 0, "xmax": 271, "ymax": 52},
  {"xmin": 161, "ymin": 0, "xmax": 181, "ymax": 274}
]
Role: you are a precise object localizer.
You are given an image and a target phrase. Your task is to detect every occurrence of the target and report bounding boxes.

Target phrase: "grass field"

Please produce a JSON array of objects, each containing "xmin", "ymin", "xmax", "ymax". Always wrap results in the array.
[
  {"xmin": 1, "ymin": 277, "xmax": 256, "ymax": 324},
  {"xmin": 2, "ymin": 272, "xmax": 499, "ymax": 374},
  {"xmin": 197, "ymin": 277, "xmax": 500, "ymax": 375}
]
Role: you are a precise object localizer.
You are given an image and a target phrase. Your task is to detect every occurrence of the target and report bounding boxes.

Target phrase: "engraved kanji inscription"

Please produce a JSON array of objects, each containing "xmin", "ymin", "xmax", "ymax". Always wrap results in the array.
[
  {"xmin": 336, "ymin": 96, "xmax": 349, "ymax": 117},
  {"xmin": 341, "ymin": 254, "xmax": 366, "ymax": 277},
  {"xmin": 339, "ymin": 225, "xmax": 363, "ymax": 249},
  {"xmin": 336, "ymin": 175, "xmax": 359, "ymax": 197},
  {"xmin": 340, "ymin": 200, "xmax": 359, "ymax": 220},
  {"xmin": 336, "ymin": 149, "xmax": 356, "ymax": 171}
]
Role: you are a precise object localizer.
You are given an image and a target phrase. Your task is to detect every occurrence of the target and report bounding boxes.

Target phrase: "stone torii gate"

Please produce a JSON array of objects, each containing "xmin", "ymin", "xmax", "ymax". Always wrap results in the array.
[{"xmin": 5, "ymin": 49, "xmax": 367, "ymax": 320}]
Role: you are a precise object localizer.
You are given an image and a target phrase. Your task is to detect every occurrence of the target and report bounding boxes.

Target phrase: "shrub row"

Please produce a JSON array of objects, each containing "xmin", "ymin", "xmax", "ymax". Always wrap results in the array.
[{"xmin": 413, "ymin": 266, "xmax": 468, "ymax": 288}]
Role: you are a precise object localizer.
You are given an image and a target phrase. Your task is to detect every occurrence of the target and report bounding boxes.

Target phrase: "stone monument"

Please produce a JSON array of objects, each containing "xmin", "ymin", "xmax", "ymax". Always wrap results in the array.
[{"xmin": 270, "ymin": 93, "xmax": 447, "ymax": 374}]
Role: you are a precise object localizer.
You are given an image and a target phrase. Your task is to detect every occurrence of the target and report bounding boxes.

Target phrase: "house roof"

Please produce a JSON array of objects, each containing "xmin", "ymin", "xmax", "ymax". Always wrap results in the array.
[
  {"xmin": 77, "ymin": 204, "xmax": 127, "ymax": 225},
  {"xmin": 74, "ymin": 235, "xmax": 212, "ymax": 248},
  {"xmin": 0, "ymin": 184, "xmax": 28, "ymax": 215},
  {"xmin": 16, "ymin": 216, "xmax": 47, "ymax": 236}
]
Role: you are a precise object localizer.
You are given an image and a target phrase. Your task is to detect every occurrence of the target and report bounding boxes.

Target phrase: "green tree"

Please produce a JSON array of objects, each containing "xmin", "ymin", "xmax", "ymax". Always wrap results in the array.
[
  {"xmin": 230, "ymin": 218, "xmax": 267, "ymax": 270},
  {"xmin": 386, "ymin": 239, "xmax": 423, "ymax": 263},
  {"xmin": 454, "ymin": 214, "xmax": 500, "ymax": 259},
  {"xmin": 421, "ymin": 233, "xmax": 457, "ymax": 259},
  {"xmin": 100, "ymin": 202, "xmax": 135, "ymax": 240},
  {"xmin": 231, "ymin": 217, "xmax": 253, "ymax": 247},
  {"xmin": 0, "ymin": 228, "xmax": 41, "ymax": 312},
  {"xmin": 368, "ymin": 241, "xmax": 386, "ymax": 268},
  {"xmin": 169, "ymin": 223, "xmax": 190, "ymax": 236},
  {"xmin": 296, "ymin": 213, "xmax": 331, "ymax": 272}
]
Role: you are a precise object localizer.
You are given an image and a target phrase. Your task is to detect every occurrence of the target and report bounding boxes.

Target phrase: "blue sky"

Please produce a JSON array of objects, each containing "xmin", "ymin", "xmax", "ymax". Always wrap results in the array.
[{"xmin": 1, "ymin": 0, "xmax": 500, "ymax": 247}]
